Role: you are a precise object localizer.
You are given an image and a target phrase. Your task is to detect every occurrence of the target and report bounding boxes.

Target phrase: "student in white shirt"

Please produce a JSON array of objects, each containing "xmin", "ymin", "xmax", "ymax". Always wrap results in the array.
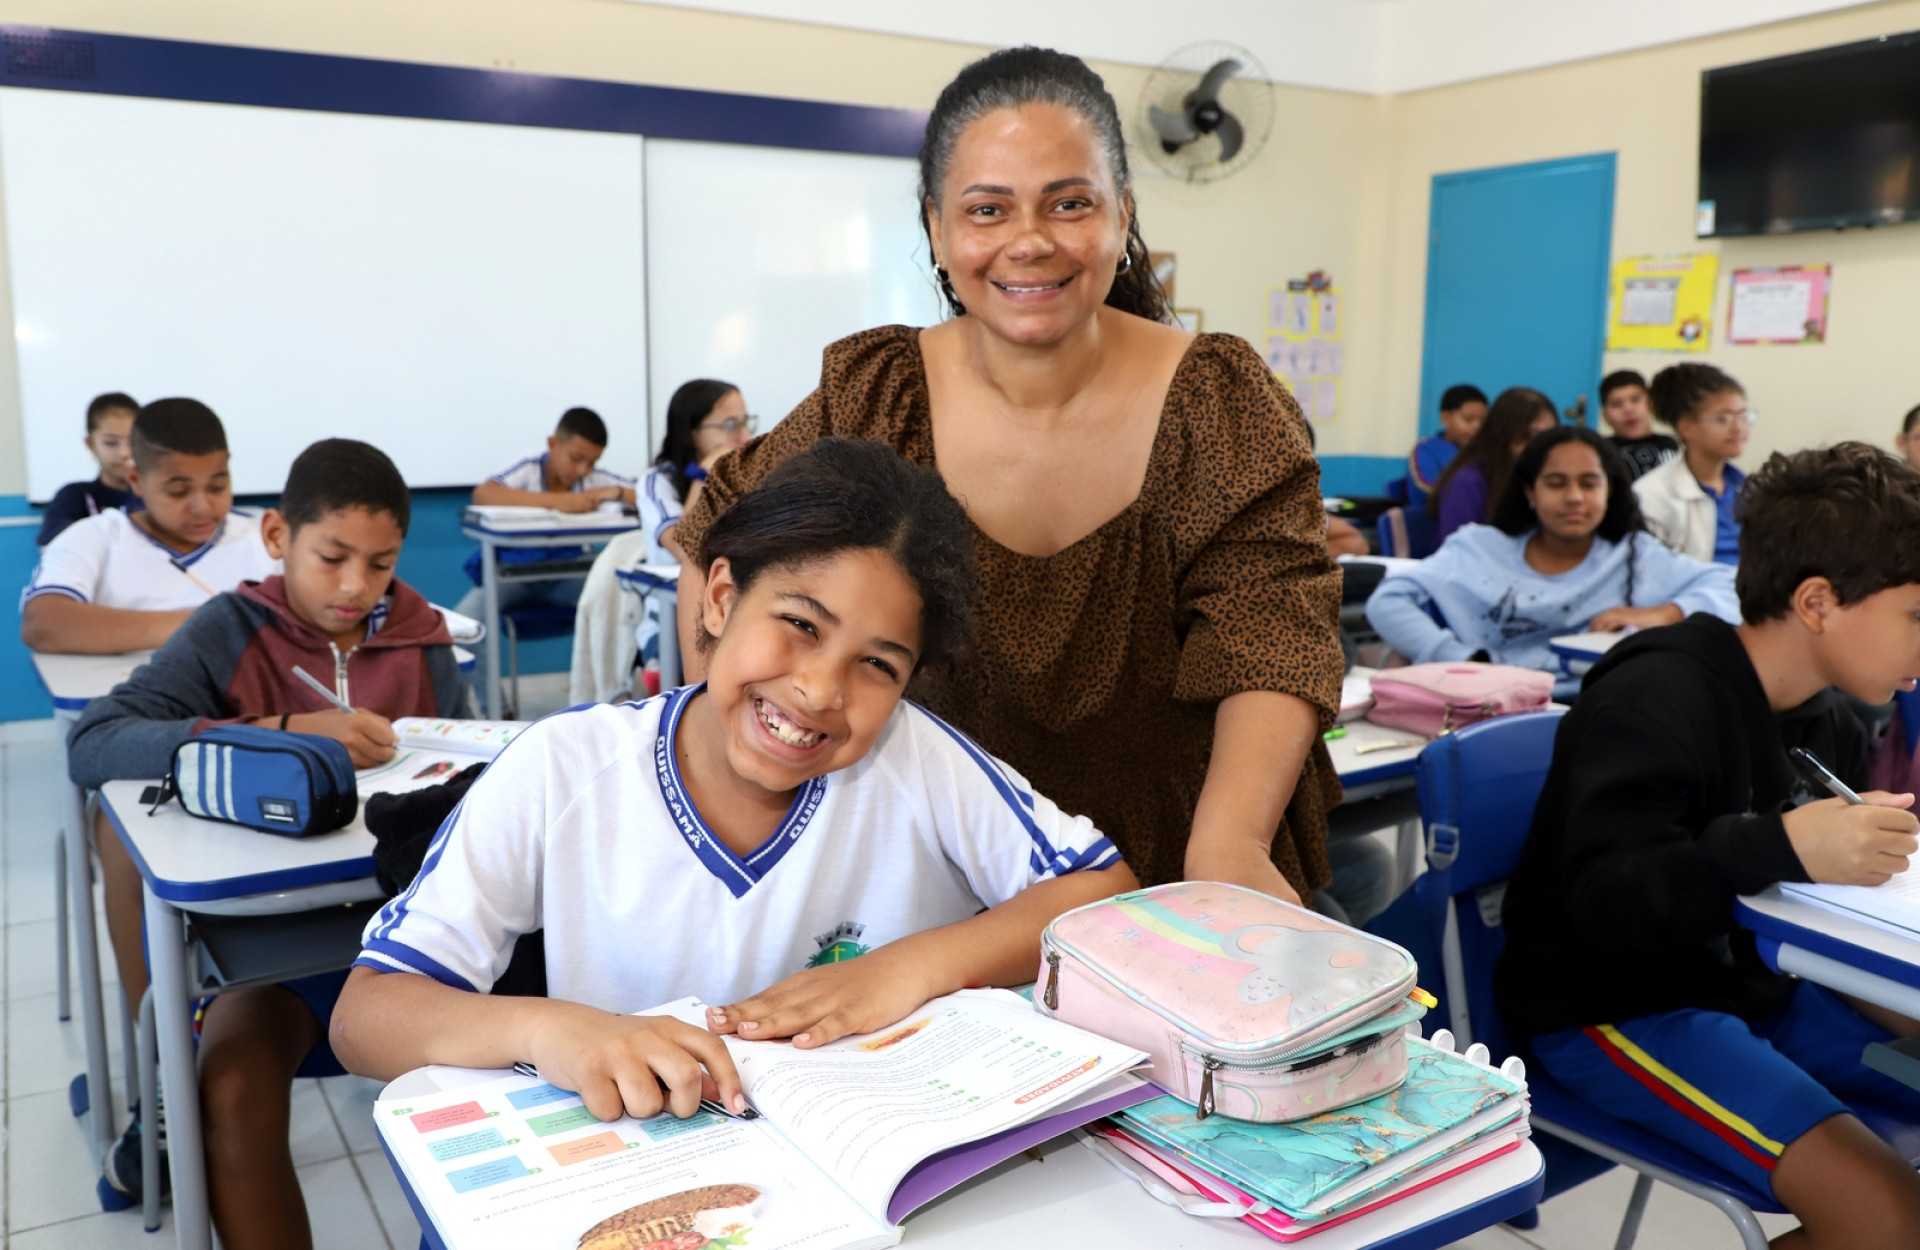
[
  {"xmin": 457, "ymin": 406, "xmax": 638, "ymax": 628},
  {"xmin": 335, "ymin": 439, "xmax": 1137, "ymax": 1117},
  {"xmin": 19, "ymin": 398, "xmax": 278, "ymax": 654},
  {"xmin": 570, "ymin": 381, "xmax": 756, "ymax": 704}
]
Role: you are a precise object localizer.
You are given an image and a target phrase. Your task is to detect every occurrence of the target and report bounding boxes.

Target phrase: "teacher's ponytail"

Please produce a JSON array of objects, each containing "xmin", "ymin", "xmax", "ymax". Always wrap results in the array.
[{"xmin": 918, "ymin": 47, "xmax": 1171, "ymax": 326}]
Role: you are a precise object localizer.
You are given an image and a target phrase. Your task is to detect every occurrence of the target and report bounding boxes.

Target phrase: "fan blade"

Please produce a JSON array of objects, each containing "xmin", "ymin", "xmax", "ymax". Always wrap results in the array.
[
  {"xmin": 1189, "ymin": 58, "xmax": 1243, "ymax": 107},
  {"xmin": 1149, "ymin": 103, "xmax": 1199, "ymax": 146},
  {"xmin": 1212, "ymin": 109, "xmax": 1245, "ymax": 163}
]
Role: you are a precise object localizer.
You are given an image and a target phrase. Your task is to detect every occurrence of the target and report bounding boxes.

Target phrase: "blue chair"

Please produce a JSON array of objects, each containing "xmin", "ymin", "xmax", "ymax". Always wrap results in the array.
[
  {"xmin": 500, "ymin": 605, "xmax": 575, "ymax": 719},
  {"xmin": 1405, "ymin": 711, "xmax": 1802, "ymax": 1250},
  {"xmin": 1375, "ymin": 506, "xmax": 1437, "ymax": 559}
]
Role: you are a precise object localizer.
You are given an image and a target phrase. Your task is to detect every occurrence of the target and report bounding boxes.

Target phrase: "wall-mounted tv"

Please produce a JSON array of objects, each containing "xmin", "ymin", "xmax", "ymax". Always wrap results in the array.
[{"xmin": 1699, "ymin": 30, "xmax": 1920, "ymax": 237}]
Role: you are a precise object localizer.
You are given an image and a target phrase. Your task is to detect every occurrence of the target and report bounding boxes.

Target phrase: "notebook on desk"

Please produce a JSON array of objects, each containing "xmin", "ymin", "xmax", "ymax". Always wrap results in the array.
[
  {"xmin": 1782, "ymin": 870, "xmax": 1920, "ymax": 941},
  {"xmin": 377, "ymin": 989, "xmax": 1151, "ymax": 1250}
]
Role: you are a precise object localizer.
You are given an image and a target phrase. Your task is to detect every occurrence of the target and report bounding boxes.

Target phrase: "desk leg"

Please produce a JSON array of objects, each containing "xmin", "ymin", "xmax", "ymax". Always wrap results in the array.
[
  {"xmin": 480, "ymin": 535, "xmax": 502, "ymax": 718},
  {"xmin": 656, "ymin": 589, "xmax": 681, "ymax": 690},
  {"xmin": 62, "ymin": 773, "xmax": 114, "ymax": 1159},
  {"xmin": 144, "ymin": 888, "xmax": 209, "ymax": 1250}
]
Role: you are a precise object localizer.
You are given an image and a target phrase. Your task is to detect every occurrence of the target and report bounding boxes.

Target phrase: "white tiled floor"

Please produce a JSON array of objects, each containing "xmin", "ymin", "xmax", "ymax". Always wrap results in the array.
[{"xmin": 0, "ymin": 687, "xmax": 1802, "ymax": 1247}]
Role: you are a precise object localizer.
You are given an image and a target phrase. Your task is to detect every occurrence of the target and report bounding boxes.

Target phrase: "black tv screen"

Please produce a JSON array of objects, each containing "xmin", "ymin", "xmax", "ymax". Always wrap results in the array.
[{"xmin": 1699, "ymin": 30, "xmax": 1920, "ymax": 237}]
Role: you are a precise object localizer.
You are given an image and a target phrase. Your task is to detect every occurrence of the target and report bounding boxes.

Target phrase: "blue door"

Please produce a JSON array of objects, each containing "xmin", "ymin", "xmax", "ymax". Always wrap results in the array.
[{"xmin": 1418, "ymin": 154, "xmax": 1616, "ymax": 437}]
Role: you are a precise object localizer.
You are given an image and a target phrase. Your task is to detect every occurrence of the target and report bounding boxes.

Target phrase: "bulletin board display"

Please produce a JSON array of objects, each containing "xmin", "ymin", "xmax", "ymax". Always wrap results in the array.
[
  {"xmin": 1605, "ymin": 253, "xmax": 1717, "ymax": 353},
  {"xmin": 1264, "ymin": 273, "xmax": 1343, "ymax": 423},
  {"xmin": 1727, "ymin": 265, "xmax": 1831, "ymax": 345}
]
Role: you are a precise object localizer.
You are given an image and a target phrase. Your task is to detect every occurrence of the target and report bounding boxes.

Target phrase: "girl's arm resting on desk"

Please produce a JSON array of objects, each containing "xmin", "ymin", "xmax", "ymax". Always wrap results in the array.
[
  {"xmin": 332, "ymin": 967, "xmax": 749, "ymax": 1120},
  {"xmin": 1183, "ymin": 690, "xmax": 1320, "ymax": 906},
  {"xmin": 708, "ymin": 860, "xmax": 1137, "ymax": 1049},
  {"xmin": 19, "ymin": 595, "xmax": 191, "ymax": 654},
  {"xmin": 1363, "ymin": 578, "xmax": 1476, "ymax": 663}
]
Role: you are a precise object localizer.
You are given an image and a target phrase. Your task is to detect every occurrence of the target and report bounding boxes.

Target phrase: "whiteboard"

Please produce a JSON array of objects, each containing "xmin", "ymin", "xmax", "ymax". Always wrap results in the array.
[
  {"xmin": 644, "ymin": 140, "xmax": 943, "ymax": 450},
  {"xmin": 0, "ymin": 89, "xmax": 648, "ymax": 498}
]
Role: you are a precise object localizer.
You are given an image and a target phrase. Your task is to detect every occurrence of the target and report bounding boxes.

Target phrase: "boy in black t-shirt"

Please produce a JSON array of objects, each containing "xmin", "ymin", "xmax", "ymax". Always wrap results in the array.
[
  {"xmin": 37, "ymin": 391, "xmax": 139, "ymax": 545},
  {"xmin": 1498, "ymin": 443, "xmax": 1920, "ymax": 1250},
  {"xmin": 1598, "ymin": 369, "xmax": 1678, "ymax": 481}
]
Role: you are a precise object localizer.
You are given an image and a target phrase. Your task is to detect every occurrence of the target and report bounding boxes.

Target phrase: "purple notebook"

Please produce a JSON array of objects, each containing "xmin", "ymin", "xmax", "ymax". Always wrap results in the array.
[{"xmin": 887, "ymin": 1083, "xmax": 1159, "ymax": 1223}]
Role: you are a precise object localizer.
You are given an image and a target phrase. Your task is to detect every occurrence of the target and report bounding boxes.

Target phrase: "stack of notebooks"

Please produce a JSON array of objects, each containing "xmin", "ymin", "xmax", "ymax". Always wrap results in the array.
[{"xmin": 1086, "ymin": 1034, "xmax": 1530, "ymax": 1243}]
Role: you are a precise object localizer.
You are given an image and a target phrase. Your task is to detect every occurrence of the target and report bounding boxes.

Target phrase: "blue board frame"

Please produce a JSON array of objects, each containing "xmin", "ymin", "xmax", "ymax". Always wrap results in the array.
[{"xmin": 0, "ymin": 24, "xmax": 927, "ymax": 156}]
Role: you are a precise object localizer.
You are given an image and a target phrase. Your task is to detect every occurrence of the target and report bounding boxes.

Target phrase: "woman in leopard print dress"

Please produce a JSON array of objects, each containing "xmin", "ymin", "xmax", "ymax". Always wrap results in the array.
[{"xmin": 673, "ymin": 47, "xmax": 1343, "ymax": 899}]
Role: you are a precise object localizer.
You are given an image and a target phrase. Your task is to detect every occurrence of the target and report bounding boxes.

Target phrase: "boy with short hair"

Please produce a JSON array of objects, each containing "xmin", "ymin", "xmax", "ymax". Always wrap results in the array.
[
  {"xmin": 37, "ymin": 391, "xmax": 141, "ymax": 545},
  {"xmin": 20, "ymin": 398, "xmax": 278, "ymax": 654},
  {"xmin": 67, "ymin": 439, "xmax": 469, "ymax": 1239},
  {"xmin": 1498, "ymin": 442, "xmax": 1920, "ymax": 1250},
  {"xmin": 459, "ymin": 406, "xmax": 637, "ymax": 624},
  {"xmin": 1408, "ymin": 384, "xmax": 1487, "ymax": 509},
  {"xmin": 1599, "ymin": 368, "xmax": 1679, "ymax": 481}
]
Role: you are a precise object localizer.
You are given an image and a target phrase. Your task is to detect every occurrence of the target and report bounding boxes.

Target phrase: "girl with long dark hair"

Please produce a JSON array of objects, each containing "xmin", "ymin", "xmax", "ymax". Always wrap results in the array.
[{"xmin": 1430, "ymin": 386, "xmax": 1560, "ymax": 543}]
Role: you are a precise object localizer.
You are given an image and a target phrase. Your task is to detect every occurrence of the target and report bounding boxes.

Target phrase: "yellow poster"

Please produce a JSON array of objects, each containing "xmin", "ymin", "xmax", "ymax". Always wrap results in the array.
[{"xmin": 1607, "ymin": 254, "xmax": 1718, "ymax": 353}]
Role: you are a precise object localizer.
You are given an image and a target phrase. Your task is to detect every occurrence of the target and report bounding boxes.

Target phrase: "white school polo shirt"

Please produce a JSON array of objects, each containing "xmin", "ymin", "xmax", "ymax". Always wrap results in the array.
[
  {"xmin": 358, "ymin": 686, "xmax": 1122, "ymax": 1012},
  {"xmin": 20, "ymin": 508, "xmax": 280, "ymax": 612},
  {"xmin": 488, "ymin": 453, "xmax": 634, "ymax": 495},
  {"xmin": 635, "ymin": 463, "xmax": 685, "ymax": 565}
]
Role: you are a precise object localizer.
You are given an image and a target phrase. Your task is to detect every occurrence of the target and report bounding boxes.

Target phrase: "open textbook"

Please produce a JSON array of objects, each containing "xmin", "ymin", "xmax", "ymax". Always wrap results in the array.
[
  {"xmin": 377, "ymin": 989, "xmax": 1151, "ymax": 1250},
  {"xmin": 350, "ymin": 719, "xmax": 530, "ymax": 799},
  {"xmin": 1782, "ymin": 868, "xmax": 1920, "ymax": 939}
]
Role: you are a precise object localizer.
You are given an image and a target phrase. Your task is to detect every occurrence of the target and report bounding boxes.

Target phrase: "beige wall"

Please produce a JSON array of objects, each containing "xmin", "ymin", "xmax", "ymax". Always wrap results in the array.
[
  {"xmin": 0, "ymin": 0, "xmax": 1382, "ymax": 493},
  {"xmin": 1374, "ymin": 0, "xmax": 1920, "ymax": 466}
]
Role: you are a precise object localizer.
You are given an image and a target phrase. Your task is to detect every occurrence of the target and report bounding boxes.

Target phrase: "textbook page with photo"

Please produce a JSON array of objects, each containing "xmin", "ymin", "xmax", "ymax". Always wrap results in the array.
[
  {"xmin": 352, "ymin": 719, "xmax": 532, "ymax": 798},
  {"xmin": 377, "ymin": 989, "xmax": 1152, "ymax": 1250}
]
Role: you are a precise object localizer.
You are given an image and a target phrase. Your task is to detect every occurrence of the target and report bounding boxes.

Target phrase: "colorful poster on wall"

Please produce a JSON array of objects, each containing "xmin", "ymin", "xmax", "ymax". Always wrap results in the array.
[
  {"xmin": 1605, "ymin": 254, "xmax": 1717, "ymax": 353},
  {"xmin": 1727, "ymin": 265, "xmax": 1830, "ymax": 344},
  {"xmin": 1266, "ymin": 270, "xmax": 1343, "ymax": 422}
]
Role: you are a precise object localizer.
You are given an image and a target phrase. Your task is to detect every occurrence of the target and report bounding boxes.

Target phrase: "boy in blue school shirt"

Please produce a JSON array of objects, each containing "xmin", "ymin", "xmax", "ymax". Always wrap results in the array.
[
  {"xmin": 457, "ymin": 406, "xmax": 637, "ymax": 623},
  {"xmin": 1407, "ymin": 384, "xmax": 1486, "ymax": 510},
  {"xmin": 36, "ymin": 391, "xmax": 140, "ymax": 545},
  {"xmin": 1498, "ymin": 442, "xmax": 1920, "ymax": 1249}
]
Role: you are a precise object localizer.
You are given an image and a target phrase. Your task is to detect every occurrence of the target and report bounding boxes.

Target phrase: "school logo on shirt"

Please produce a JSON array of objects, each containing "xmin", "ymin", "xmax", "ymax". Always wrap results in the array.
[{"xmin": 806, "ymin": 921, "xmax": 870, "ymax": 967}]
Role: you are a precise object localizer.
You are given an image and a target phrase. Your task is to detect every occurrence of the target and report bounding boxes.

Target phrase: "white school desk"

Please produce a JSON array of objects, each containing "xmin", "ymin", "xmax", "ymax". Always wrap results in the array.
[
  {"xmin": 1735, "ymin": 887, "xmax": 1920, "ymax": 1024},
  {"xmin": 97, "ymin": 778, "xmax": 387, "ymax": 1250},
  {"xmin": 1546, "ymin": 631, "xmax": 1624, "ymax": 677},
  {"xmin": 614, "ymin": 561, "xmax": 683, "ymax": 689},
  {"xmin": 1327, "ymin": 712, "xmax": 1431, "ymax": 897},
  {"xmin": 460, "ymin": 510, "xmax": 639, "ymax": 717},
  {"xmin": 31, "ymin": 650, "xmax": 153, "ymax": 1162},
  {"xmin": 379, "ymin": 1064, "xmax": 1545, "ymax": 1250}
]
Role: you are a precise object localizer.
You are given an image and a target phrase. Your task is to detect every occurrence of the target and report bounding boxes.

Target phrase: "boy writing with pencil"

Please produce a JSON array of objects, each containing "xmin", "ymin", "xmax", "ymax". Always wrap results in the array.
[
  {"xmin": 67, "ymin": 439, "xmax": 469, "ymax": 1245},
  {"xmin": 1498, "ymin": 443, "xmax": 1920, "ymax": 1250},
  {"xmin": 20, "ymin": 397, "xmax": 277, "ymax": 654},
  {"xmin": 36, "ymin": 391, "xmax": 140, "ymax": 546}
]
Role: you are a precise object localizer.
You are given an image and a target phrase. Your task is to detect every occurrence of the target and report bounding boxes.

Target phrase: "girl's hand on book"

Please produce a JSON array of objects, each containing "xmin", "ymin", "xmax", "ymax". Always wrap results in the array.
[
  {"xmin": 527, "ymin": 1003, "xmax": 748, "ymax": 1119},
  {"xmin": 709, "ymin": 949, "xmax": 936, "ymax": 1050}
]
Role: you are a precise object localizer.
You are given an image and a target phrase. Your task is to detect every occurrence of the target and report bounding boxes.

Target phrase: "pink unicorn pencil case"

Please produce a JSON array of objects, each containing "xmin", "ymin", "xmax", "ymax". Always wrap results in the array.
[{"xmin": 1035, "ymin": 882, "xmax": 1424, "ymax": 1123}]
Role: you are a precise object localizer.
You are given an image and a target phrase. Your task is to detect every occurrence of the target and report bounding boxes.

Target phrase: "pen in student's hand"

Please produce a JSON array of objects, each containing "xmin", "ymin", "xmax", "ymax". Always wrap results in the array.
[
  {"xmin": 1789, "ymin": 747, "xmax": 1864, "ymax": 805},
  {"xmin": 169, "ymin": 557, "xmax": 217, "ymax": 598},
  {"xmin": 291, "ymin": 664, "xmax": 353, "ymax": 713},
  {"xmin": 511, "ymin": 1061, "xmax": 758, "ymax": 1120}
]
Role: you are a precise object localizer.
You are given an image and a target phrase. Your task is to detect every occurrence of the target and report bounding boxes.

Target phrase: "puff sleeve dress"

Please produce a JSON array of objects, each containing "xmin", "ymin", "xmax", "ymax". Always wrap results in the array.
[{"xmin": 674, "ymin": 325, "xmax": 1345, "ymax": 892}]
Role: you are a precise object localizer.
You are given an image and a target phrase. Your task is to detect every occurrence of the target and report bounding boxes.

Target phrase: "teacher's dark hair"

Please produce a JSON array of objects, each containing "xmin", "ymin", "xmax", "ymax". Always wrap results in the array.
[
  {"xmin": 655, "ymin": 378, "xmax": 739, "ymax": 502},
  {"xmin": 698, "ymin": 438, "xmax": 979, "ymax": 668},
  {"xmin": 919, "ymin": 46, "xmax": 1170, "ymax": 325}
]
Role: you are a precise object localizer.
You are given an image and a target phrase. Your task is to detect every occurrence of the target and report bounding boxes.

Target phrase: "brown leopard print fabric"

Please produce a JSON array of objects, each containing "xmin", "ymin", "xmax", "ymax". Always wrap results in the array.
[{"xmin": 676, "ymin": 325, "xmax": 1345, "ymax": 892}]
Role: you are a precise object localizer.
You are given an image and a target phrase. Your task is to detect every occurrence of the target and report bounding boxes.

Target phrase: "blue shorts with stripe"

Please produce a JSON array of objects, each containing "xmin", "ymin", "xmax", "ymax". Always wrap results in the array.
[{"xmin": 1530, "ymin": 980, "xmax": 1920, "ymax": 1197}]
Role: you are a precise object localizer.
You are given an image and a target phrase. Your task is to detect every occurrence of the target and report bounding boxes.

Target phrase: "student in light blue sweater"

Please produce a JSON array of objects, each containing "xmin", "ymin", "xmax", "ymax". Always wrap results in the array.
[{"xmin": 1366, "ymin": 426, "xmax": 1738, "ymax": 697}]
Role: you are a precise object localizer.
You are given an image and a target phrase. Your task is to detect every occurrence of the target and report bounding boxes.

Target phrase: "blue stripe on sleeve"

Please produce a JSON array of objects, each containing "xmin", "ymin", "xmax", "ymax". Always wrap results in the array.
[
  {"xmin": 907, "ymin": 703, "xmax": 1066, "ymax": 870},
  {"xmin": 356, "ymin": 939, "xmax": 480, "ymax": 992}
]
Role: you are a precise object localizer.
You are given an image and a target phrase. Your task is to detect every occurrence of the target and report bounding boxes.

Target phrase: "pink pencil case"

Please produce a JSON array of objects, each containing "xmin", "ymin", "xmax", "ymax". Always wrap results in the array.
[
  {"xmin": 1035, "ymin": 882, "xmax": 1423, "ymax": 1123},
  {"xmin": 1366, "ymin": 662, "xmax": 1553, "ymax": 736}
]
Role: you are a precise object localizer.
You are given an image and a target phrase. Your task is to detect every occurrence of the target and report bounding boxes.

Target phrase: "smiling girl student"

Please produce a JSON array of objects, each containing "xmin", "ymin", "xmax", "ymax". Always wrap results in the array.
[
  {"xmin": 333, "ymin": 439, "xmax": 1136, "ymax": 1114},
  {"xmin": 1367, "ymin": 427, "xmax": 1738, "ymax": 697},
  {"xmin": 1634, "ymin": 362, "xmax": 1752, "ymax": 564}
]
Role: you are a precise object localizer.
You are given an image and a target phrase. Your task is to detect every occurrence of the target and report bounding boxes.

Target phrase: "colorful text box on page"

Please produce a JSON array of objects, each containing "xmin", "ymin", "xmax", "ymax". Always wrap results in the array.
[{"xmin": 410, "ymin": 1102, "xmax": 489, "ymax": 1133}]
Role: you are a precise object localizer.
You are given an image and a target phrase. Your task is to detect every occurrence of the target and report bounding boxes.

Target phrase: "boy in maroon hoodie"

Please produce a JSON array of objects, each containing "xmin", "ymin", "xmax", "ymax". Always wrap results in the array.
[{"xmin": 69, "ymin": 439, "xmax": 469, "ymax": 1243}]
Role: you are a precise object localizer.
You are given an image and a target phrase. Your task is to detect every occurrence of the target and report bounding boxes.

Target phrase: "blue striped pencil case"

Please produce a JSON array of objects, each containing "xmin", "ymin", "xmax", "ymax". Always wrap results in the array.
[{"xmin": 162, "ymin": 726, "xmax": 358, "ymax": 837}]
